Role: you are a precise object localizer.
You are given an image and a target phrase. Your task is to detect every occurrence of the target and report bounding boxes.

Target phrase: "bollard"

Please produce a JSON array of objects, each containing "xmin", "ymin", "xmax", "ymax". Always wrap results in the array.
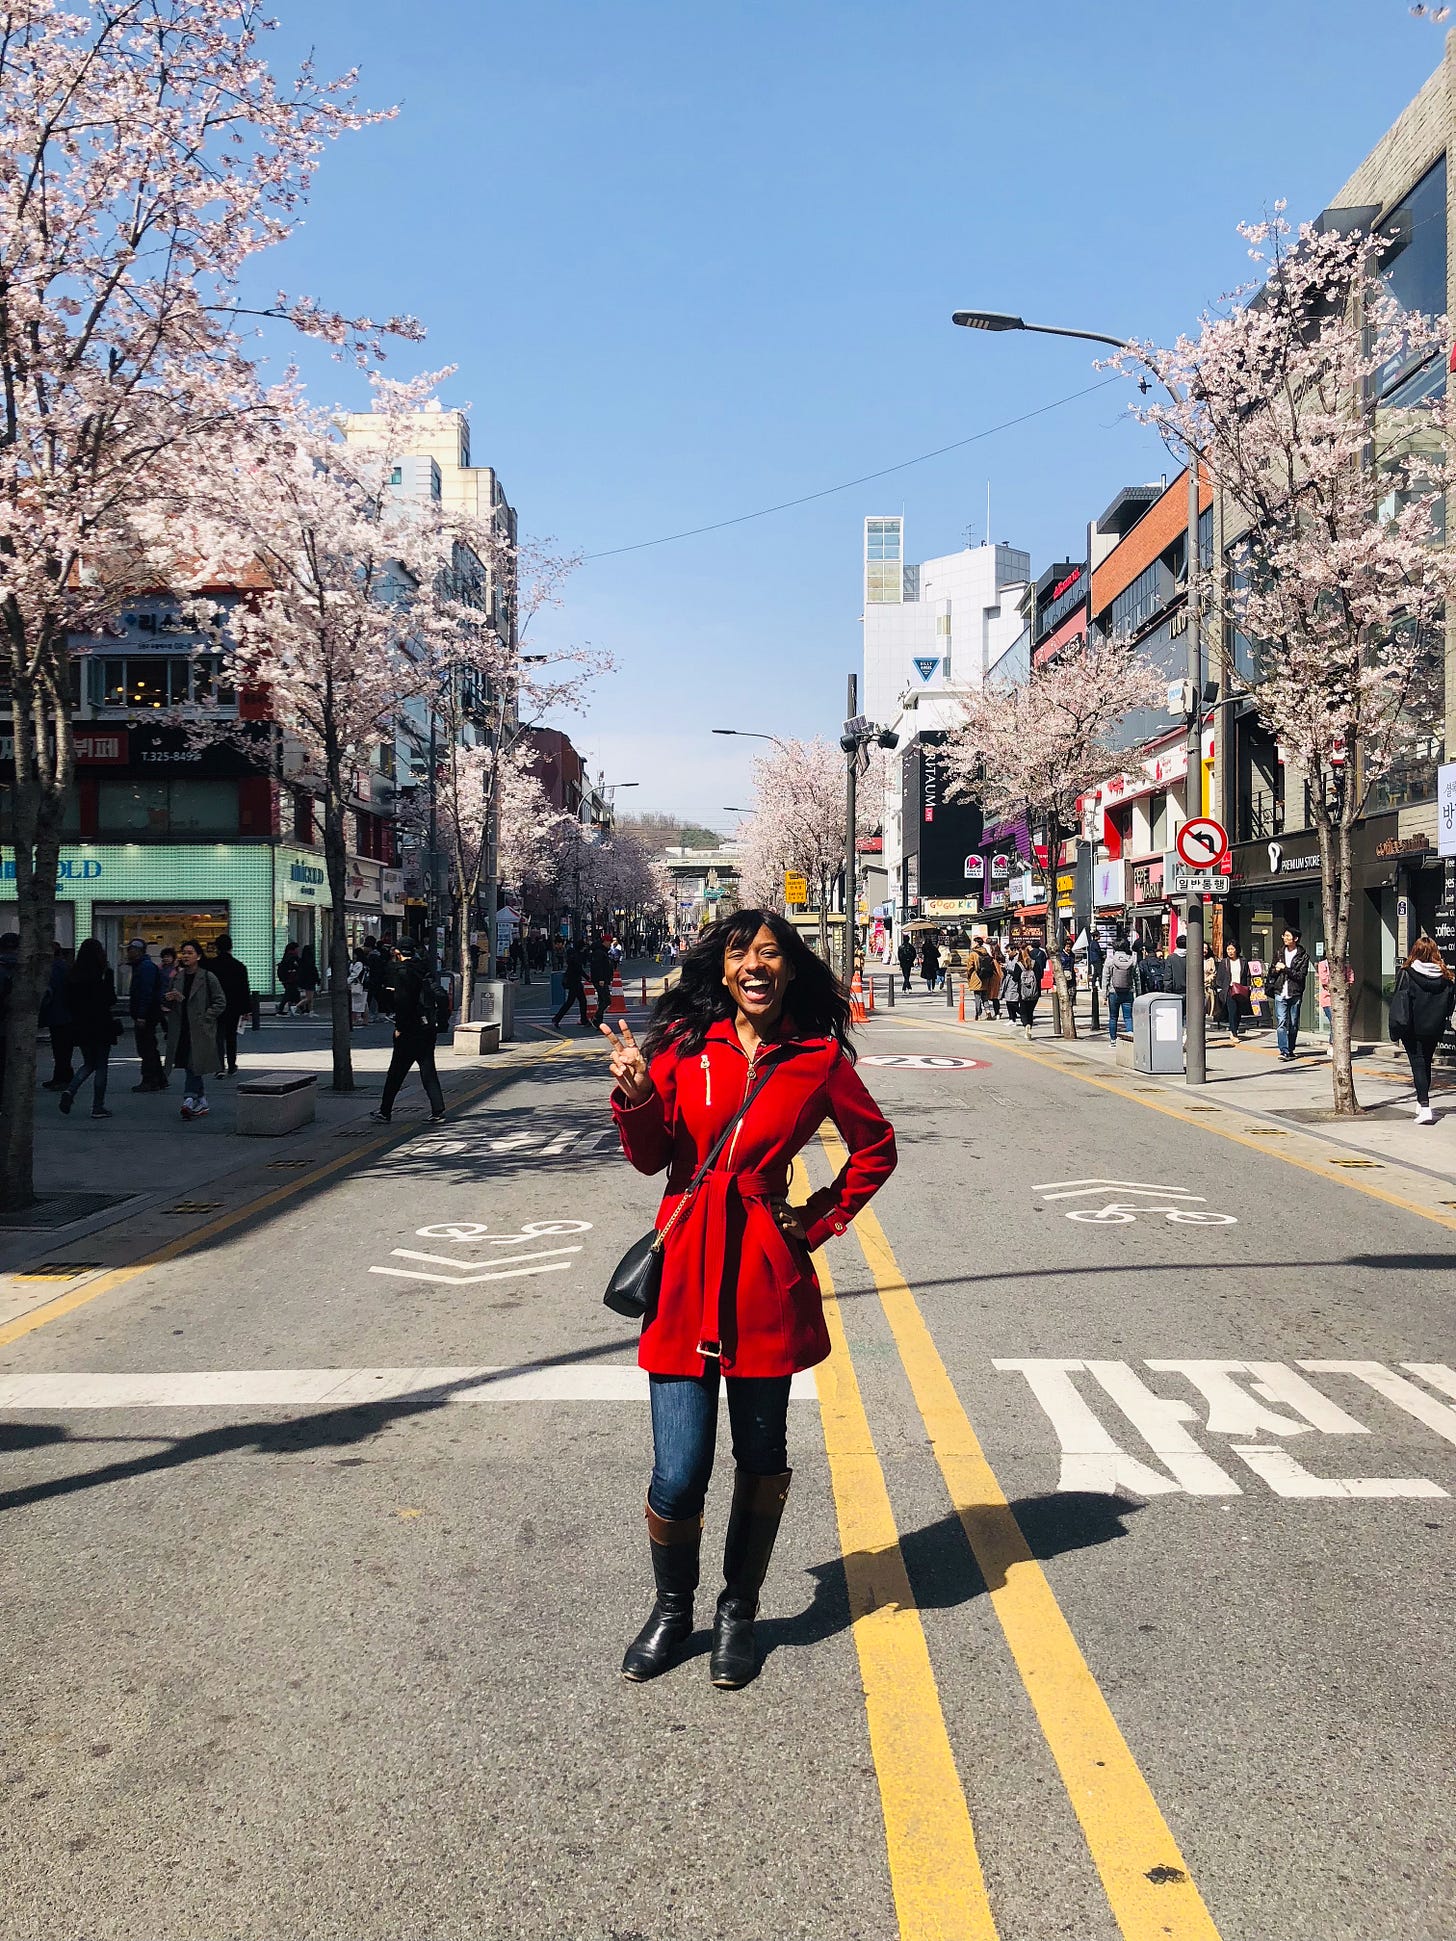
[
  {"xmin": 641, "ymin": 976, "xmax": 647, "ymax": 1004},
  {"xmin": 887, "ymin": 973, "xmax": 894, "ymax": 1008},
  {"xmin": 946, "ymin": 973, "xmax": 955, "ymax": 1009}
]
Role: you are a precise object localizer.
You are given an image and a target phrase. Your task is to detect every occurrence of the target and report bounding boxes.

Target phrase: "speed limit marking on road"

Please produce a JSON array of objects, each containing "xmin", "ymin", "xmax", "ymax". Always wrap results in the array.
[{"xmin": 860, "ymin": 1054, "xmax": 988, "ymax": 1071}]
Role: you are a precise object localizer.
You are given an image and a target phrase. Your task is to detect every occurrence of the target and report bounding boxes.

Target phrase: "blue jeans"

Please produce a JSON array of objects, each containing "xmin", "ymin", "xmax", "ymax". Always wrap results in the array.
[
  {"xmin": 1107, "ymin": 992, "xmax": 1133, "ymax": 1044},
  {"xmin": 648, "ymin": 1369, "xmax": 792, "ymax": 1520},
  {"xmin": 184, "ymin": 1068, "xmax": 206, "ymax": 1097},
  {"xmin": 1274, "ymin": 995, "xmax": 1300, "ymax": 1056},
  {"xmin": 63, "ymin": 1036, "xmax": 110, "ymax": 1111}
]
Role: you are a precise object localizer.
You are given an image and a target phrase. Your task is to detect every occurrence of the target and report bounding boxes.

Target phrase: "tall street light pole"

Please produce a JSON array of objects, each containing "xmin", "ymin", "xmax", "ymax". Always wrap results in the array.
[{"xmin": 951, "ymin": 309, "xmax": 1207, "ymax": 1085}]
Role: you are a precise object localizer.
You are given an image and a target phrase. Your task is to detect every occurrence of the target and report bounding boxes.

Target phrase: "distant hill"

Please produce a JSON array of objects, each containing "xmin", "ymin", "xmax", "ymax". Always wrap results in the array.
[{"xmin": 618, "ymin": 812, "xmax": 724, "ymax": 851}]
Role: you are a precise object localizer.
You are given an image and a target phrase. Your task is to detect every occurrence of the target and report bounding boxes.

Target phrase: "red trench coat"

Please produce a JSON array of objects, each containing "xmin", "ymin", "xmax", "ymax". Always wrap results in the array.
[{"xmin": 612, "ymin": 1019, "xmax": 897, "ymax": 1378}]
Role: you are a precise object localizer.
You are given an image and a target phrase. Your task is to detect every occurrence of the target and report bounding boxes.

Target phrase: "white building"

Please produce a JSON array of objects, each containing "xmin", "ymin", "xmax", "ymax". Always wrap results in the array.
[{"xmin": 861, "ymin": 517, "xmax": 1031, "ymax": 929}]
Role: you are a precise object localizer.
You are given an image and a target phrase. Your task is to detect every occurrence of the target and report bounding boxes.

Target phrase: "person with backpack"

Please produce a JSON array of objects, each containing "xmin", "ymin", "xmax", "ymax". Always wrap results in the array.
[
  {"xmin": 1389, "ymin": 937, "xmax": 1456, "ymax": 1125},
  {"xmin": 370, "ymin": 940, "xmax": 447, "ymax": 1124},
  {"xmin": 209, "ymin": 933, "xmax": 252, "ymax": 1076},
  {"xmin": 295, "ymin": 943, "xmax": 320, "ymax": 1015},
  {"xmin": 896, "ymin": 934, "xmax": 916, "ymax": 993},
  {"xmin": 965, "ymin": 938, "xmax": 993, "ymax": 1019},
  {"xmin": 1017, "ymin": 945, "xmax": 1042, "ymax": 1040},
  {"xmin": 57, "ymin": 939, "xmax": 119, "ymax": 1118},
  {"xmin": 1102, "ymin": 933, "xmax": 1139, "ymax": 1045}
]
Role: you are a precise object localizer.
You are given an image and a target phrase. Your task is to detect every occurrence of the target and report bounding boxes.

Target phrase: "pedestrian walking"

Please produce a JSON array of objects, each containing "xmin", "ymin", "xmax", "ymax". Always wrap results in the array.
[
  {"xmin": 164, "ymin": 939, "xmax": 226, "ymax": 1119},
  {"xmin": 347, "ymin": 946, "xmax": 369, "ymax": 1027},
  {"xmin": 1017, "ymin": 945, "xmax": 1041, "ymax": 1040},
  {"xmin": 966, "ymin": 937, "xmax": 992, "ymax": 1019},
  {"xmin": 295, "ymin": 944, "xmax": 320, "ymax": 1015},
  {"xmin": 39, "ymin": 943, "xmax": 75, "ymax": 1091},
  {"xmin": 552, "ymin": 939, "xmax": 591, "ymax": 1029},
  {"xmin": 590, "ymin": 934, "xmax": 615, "ymax": 1027},
  {"xmin": 126, "ymin": 938, "xmax": 167, "ymax": 1091},
  {"xmin": 897, "ymin": 934, "xmax": 915, "ymax": 993},
  {"xmin": 209, "ymin": 933, "xmax": 251, "ymax": 1076},
  {"xmin": 1102, "ymin": 932, "xmax": 1138, "ymax": 1045},
  {"xmin": 277, "ymin": 939, "xmax": 302, "ymax": 1015},
  {"xmin": 1165, "ymin": 936, "xmax": 1188, "ymax": 997},
  {"xmin": 57, "ymin": 939, "xmax": 118, "ymax": 1118},
  {"xmin": 1214, "ymin": 941, "xmax": 1252, "ymax": 1039},
  {"xmin": 1389, "ymin": 937, "xmax": 1456, "ymax": 1125},
  {"xmin": 986, "ymin": 939, "xmax": 1005, "ymax": 1018},
  {"xmin": 1265, "ymin": 926, "xmax": 1310, "ymax": 1061},
  {"xmin": 920, "ymin": 934, "xmax": 940, "ymax": 994},
  {"xmin": 370, "ymin": 940, "xmax": 447, "ymax": 1123},
  {"xmin": 999, "ymin": 950, "xmax": 1024, "ymax": 1027},
  {"xmin": 603, "ymin": 909, "xmax": 896, "ymax": 1689}
]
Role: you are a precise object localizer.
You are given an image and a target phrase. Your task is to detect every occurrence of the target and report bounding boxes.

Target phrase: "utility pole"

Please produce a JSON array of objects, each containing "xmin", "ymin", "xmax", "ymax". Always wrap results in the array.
[
  {"xmin": 843, "ymin": 672, "xmax": 857, "ymax": 983},
  {"xmin": 1184, "ymin": 459, "xmax": 1207, "ymax": 1085}
]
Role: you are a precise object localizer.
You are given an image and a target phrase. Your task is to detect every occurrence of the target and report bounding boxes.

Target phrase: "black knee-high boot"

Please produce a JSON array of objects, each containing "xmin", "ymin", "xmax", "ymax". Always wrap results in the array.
[
  {"xmin": 620, "ymin": 1501, "xmax": 701, "ymax": 1682},
  {"xmin": 710, "ymin": 1468, "xmax": 792, "ymax": 1689}
]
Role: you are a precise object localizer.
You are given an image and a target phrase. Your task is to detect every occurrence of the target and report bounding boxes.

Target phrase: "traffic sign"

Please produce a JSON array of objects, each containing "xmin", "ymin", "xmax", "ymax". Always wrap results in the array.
[
  {"xmin": 1176, "ymin": 817, "xmax": 1228, "ymax": 869},
  {"xmin": 1168, "ymin": 863, "xmax": 1229, "ymax": 895},
  {"xmin": 783, "ymin": 870, "xmax": 809, "ymax": 905}
]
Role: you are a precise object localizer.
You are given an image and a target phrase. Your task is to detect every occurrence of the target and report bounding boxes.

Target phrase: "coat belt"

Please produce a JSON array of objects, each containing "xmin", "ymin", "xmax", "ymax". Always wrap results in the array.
[{"xmin": 664, "ymin": 1167, "xmax": 790, "ymax": 1362}]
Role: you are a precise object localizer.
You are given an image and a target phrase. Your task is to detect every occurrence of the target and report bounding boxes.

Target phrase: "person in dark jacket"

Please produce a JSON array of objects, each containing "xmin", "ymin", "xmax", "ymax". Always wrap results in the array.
[
  {"xmin": 295, "ymin": 944, "xmax": 320, "ymax": 1015},
  {"xmin": 920, "ymin": 935, "xmax": 941, "ymax": 993},
  {"xmin": 370, "ymin": 941, "xmax": 446, "ymax": 1123},
  {"xmin": 1213, "ymin": 941, "xmax": 1252, "ymax": 1039},
  {"xmin": 1265, "ymin": 926, "xmax": 1311, "ymax": 1060},
  {"xmin": 1165, "ymin": 938, "xmax": 1188, "ymax": 997},
  {"xmin": 58, "ymin": 938, "xmax": 117, "ymax": 1118},
  {"xmin": 209, "ymin": 933, "xmax": 252, "ymax": 1076},
  {"xmin": 896, "ymin": 935, "xmax": 916, "ymax": 993},
  {"xmin": 552, "ymin": 940, "xmax": 590, "ymax": 1029},
  {"xmin": 589, "ymin": 935, "xmax": 615, "ymax": 1027},
  {"xmin": 40, "ymin": 944, "xmax": 75, "ymax": 1090},
  {"xmin": 1390, "ymin": 937, "xmax": 1456, "ymax": 1124},
  {"xmin": 277, "ymin": 940, "xmax": 302, "ymax": 1015},
  {"xmin": 126, "ymin": 938, "xmax": 167, "ymax": 1090}
]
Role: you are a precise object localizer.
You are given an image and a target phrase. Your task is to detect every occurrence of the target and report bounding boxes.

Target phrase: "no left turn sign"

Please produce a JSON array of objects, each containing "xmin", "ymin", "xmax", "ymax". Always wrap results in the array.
[{"xmin": 1175, "ymin": 817, "xmax": 1228, "ymax": 869}]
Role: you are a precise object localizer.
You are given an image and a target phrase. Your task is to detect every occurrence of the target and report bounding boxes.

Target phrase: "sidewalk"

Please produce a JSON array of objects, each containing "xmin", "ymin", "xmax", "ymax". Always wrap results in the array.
[
  {"xmin": 930, "ymin": 988, "xmax": 1456, "ymax": 1186},
  {"xmin": 0, "ymin": 1010, "xmax": 561, "ymax": 1289}
]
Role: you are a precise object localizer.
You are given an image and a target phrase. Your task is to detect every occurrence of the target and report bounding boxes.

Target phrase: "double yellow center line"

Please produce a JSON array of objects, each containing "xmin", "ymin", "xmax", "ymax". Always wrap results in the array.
[{"xmin": 807, "ymin": 1131, "xmax": 1221, "ymax": 1941}]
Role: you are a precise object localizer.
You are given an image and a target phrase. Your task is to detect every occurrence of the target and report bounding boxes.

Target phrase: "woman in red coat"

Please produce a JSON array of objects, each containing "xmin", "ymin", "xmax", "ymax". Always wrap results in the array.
[{"xmin": 603, "ymin": 909, "xmax": 896, "ymax": 1688}]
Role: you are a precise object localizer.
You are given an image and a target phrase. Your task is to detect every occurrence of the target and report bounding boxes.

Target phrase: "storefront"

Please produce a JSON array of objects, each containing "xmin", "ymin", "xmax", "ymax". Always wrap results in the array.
[
  {"xmin": 273, "ymin": 845, "xmax": 333, "ymax": 984},
  {"xmin": 1, "ymin": 842, "xmax": 273, "ymax": 997},
  {"xmin": 1226, "ymin": 817, "xmax": 1400, "ymax": 1040},
  {"xmin": 342, "ymin": 856, "xmax": 385, "ymax": 952},
  {"xmin": 1126, "ymin": 855, "xmax": 1170, "ymax": 952}
]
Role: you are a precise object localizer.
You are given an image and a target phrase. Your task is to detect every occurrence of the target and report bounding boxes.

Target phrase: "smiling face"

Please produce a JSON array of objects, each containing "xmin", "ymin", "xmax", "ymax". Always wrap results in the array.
[{"xmin": 723, "ymin": 923, "xmax": 794, "ymax": 1027}]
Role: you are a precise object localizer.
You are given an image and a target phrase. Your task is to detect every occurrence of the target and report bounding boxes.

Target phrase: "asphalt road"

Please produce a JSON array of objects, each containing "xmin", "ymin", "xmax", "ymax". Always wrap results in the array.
[{"xmin": 1, "ymin": 998, "xmax": 1452, "ymax": 1941}]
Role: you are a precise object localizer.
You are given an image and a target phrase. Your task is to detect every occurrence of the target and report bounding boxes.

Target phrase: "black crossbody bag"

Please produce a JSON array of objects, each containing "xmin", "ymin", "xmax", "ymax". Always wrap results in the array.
[{"xmin": 603, "ymin": 1061, "xmax": 777, "ymax": 1320}]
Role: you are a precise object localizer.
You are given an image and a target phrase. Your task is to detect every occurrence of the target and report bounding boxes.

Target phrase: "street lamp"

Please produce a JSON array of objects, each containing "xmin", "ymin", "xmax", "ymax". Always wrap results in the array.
[
  {"xmin": 712, "ymin": 727, "xmax": 787, "ymax": 747},
  {"xmin": 952, "ymin": 306, "xmax": 1208, "ymax": 1086}
]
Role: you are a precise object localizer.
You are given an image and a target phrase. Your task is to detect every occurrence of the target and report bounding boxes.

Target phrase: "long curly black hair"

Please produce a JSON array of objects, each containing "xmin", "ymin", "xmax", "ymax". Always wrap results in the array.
[{"xmin": 643, "ymin": 909, "xmax": 854, "ymax": 1062}]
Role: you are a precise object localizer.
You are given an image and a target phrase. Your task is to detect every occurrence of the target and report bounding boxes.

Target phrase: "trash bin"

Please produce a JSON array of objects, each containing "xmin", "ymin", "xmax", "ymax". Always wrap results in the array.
[
  {"xmin": 470, "ymin": 977, "xmax": 516, "ymax": 1042},
  {"xmin": 1132, "ymin": 992, "xmax": 1184, "ymax": 1074}
]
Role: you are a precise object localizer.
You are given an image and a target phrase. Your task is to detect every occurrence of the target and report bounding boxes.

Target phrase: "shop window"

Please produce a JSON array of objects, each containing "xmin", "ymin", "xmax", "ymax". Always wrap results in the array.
[
  {"xmin": 293, "ymin": 789, "xmax": 314, "ymax": 843},
  {"xmin": 96, "ymin": 778, "xmax": 238, "ymax": 837},
  {"xmin": 167, "ymin": 780, "xmax": 239, "ymax": 836},
  {"xmin": 98, "ymin": 779, "xmax": 169, "ymax": 834},
  {"xmin": 1377, "ymin": 156, "xmax": 1447, "ymax": 398},
  {"xmin": 1148, "ymin": 791, "xmax": 1169, "ymax": 853}
]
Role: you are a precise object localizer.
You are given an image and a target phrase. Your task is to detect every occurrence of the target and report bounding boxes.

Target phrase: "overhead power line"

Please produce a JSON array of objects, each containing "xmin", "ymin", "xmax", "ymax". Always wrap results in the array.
[{"xmin": 581, "ymin": 376, "xmax": 1121, "ymax": 561}]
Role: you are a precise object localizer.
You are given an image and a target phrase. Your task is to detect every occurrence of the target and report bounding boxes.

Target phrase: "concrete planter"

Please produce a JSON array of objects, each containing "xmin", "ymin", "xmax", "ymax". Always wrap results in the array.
[{"xmin": 453, "ymin": 1021, "xmax": 502, "ymax": 1056}]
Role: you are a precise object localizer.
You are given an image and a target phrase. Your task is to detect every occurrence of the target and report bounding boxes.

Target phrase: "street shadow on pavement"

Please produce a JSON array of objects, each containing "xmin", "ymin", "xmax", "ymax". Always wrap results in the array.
[
  {"xmin": 738, "ymin": 1492, "xmax": 1142, "ymax": 1670},
  {"xmin": 0, "ymin": 1334, "xmax": 641, "ymax": 1516}
]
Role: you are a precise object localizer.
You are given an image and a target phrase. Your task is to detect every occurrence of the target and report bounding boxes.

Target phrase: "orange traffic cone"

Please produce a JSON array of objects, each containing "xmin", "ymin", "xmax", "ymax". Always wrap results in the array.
[
  {"xmin": 582, "ymin": 978, "xmax": 596, "ymax": 1017},
  {"xmin": 850, "ymin": 968, "xmax": 867, "ymax": 1024},
  {"xmin": 609, "ymin": 963, "xmax": 627, "ymax": 1016},
  {"xmin": 957, "ymin": 982, "xmax": 966, "ymax": 1022}
]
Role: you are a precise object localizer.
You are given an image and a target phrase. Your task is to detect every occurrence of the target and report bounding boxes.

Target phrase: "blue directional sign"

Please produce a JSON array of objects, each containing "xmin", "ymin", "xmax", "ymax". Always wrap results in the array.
[{"xmin": 913, "ymin": 657, "xmax": 940, "ymax": 682}]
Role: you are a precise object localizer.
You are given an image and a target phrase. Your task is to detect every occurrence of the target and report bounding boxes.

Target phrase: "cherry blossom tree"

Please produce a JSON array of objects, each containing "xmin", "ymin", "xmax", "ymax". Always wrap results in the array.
[
  {"xmin": 209, "ymin": 381, "xmax": 480, "ymax": 1090},
  {"xmin": 942, "ymin": 634, "xmax": 1163, "ymax": 1036},
  {"xmin": 1113, "ymin": 213, "xmax": 1456, "ymax": 1111},
  {"xmin": 0, "ymin": 0, "xmax": 418, "ymax": 1206},
  {"xmin": 735, "ymin": 739, "xmax": 846, "ymax": 960}
]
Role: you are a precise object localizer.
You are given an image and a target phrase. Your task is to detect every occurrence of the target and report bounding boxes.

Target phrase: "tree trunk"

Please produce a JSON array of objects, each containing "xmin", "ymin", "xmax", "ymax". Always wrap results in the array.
[
  {"xmin": 0, "ymin": 674, "xmax": 67, "ymax": 1214},
  {"xmin": 817, "ymin": 873, "xmax": 831, "ymax": 966},
  {"xmin": 321, "ymin": 778, "xmax": 355, "ymax": 1093},
  {"xmin": 1317, "ymin": 804, "xmax": 1359, "ymax": 1115},
  {"xmin": 454, "ymin": 849, "xmax": 481, "ymax": 1024}
]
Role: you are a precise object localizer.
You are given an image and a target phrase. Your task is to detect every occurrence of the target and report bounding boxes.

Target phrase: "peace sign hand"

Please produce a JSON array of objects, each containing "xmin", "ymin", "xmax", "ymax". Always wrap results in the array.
[{"xmin": 600, "ymin": 1020, "xmax": 653, "ymax": 1106}]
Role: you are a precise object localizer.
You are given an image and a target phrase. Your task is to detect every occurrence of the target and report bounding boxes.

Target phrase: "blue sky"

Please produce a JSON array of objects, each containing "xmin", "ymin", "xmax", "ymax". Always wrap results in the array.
[{"xmin": 263, "ymin": 1, "xmax": 1447, "ymax": 827}]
